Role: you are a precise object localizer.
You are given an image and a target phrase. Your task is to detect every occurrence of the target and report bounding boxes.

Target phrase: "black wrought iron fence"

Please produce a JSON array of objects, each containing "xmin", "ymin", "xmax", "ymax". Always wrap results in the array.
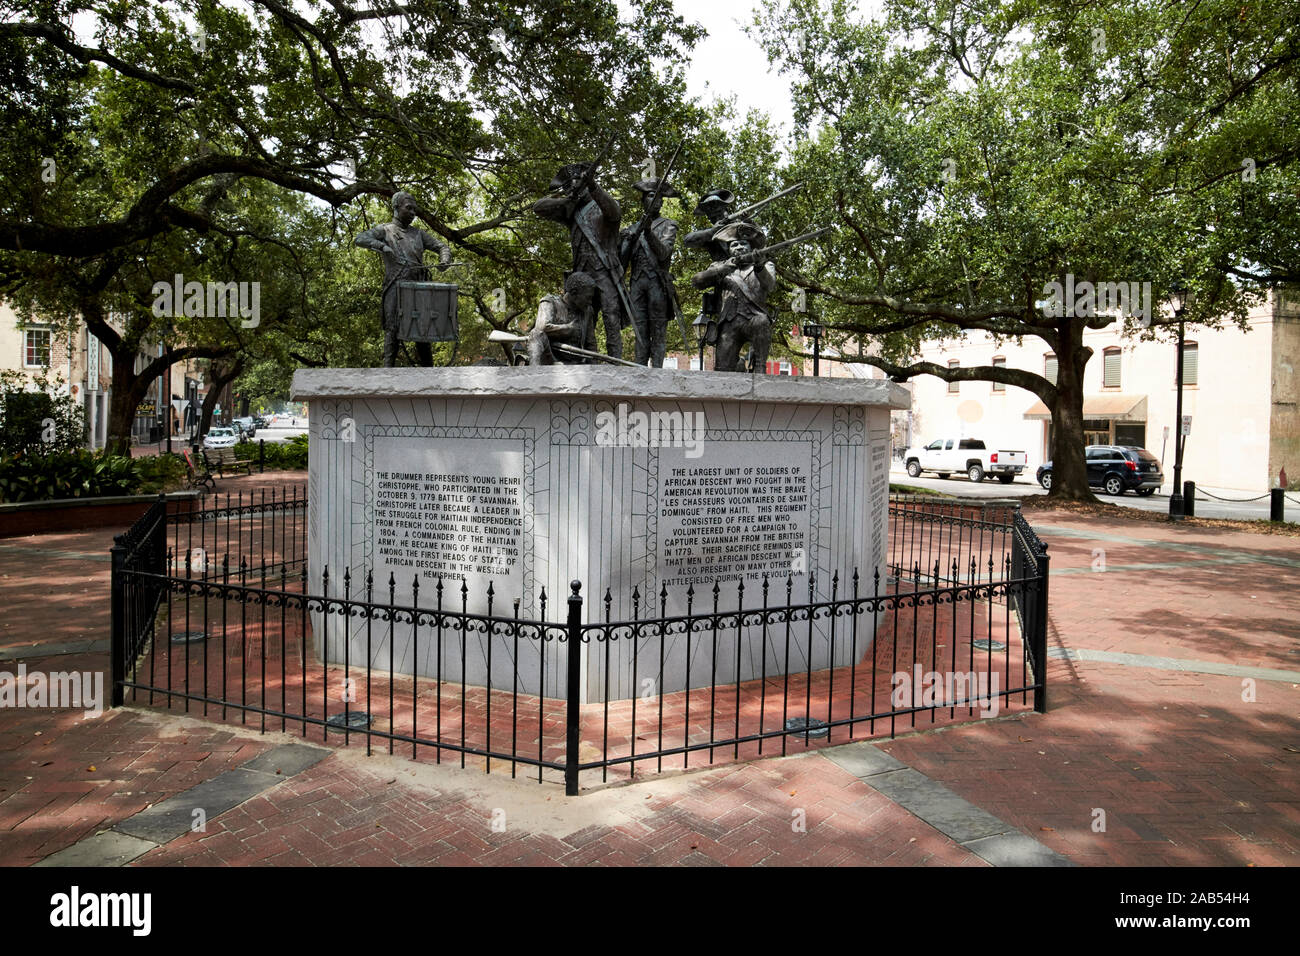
[
  {"xmin": 109, "ymin": 495, "xmax": 168, "ymax": 706},
  {"xmin": 887, "ymin": 494, "xmax": 1019, "ymax": 588},
  {"xmin": 110, "ymin": 491, "xmax": 1050, "ymax": 795}
]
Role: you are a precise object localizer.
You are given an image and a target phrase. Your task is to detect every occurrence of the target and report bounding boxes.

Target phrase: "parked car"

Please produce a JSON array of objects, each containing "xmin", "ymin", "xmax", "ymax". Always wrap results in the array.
[
  {"xmin": 1036, "ymin": 445, "xmax": 1163, "ymax": 495},
  {"xmin": 232, "ymin": 416, "xmax": 257, "ymax": 438},
  {"xmin": 903, "ymin": 437, "xmax": 1028, "ymax": 483},
  {"xmin": 253, "ymin": 415, "xmax": 270, "ymax": 428},
  {"xmin": 203, "ymin": 427, "xmax": 238, "ymax": 449}
]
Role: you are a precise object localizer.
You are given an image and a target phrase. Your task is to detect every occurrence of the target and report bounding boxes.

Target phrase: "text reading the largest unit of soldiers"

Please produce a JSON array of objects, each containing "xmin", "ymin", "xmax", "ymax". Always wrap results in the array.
[
  {"xmin": 374, "ymin": 471, "xmax": 522, "ymax": 575},
  {"xmin": 660, "ymin": 463, "xmax": 809, "ymax": 585}
]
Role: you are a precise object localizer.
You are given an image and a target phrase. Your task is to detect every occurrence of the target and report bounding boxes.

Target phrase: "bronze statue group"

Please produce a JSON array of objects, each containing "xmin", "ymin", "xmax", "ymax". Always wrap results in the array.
[{"xmin": 357, "ymin": 154, "xmax": 824, "ymax": 373}]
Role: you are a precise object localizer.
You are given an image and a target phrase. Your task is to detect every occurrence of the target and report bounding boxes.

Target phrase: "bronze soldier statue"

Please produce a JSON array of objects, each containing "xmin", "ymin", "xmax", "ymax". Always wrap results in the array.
[
  {"xmin": 533, "ymin": 160, "xmax": 636, "ymax": 360},
  {"xmin": 683, "ymin": 188, "xmax": 738, "ymax": 362},
  {"xmin": 620, "ymin": 178, "xmax": 680, "ymax": 367},
  {"xmin": 690, "ymin": 222, "xmax": 776, "ymax": 373},
  {"xmin": 683, "ymin": 186, "xmax": 740, "ymax": 262},
  {"xmin": 527, "ymin": 272, "xmax": 599, "ymax": 365},
  {"xmin": 354, "ymin": 191, "xmax": 453, "ymax": 367}
]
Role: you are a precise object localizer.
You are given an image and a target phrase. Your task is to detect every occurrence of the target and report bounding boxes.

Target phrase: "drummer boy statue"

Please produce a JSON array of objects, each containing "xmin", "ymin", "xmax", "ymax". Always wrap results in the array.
[{"xmin": 355, "ymin": 191, "xmax": 453, "ymax": 367}]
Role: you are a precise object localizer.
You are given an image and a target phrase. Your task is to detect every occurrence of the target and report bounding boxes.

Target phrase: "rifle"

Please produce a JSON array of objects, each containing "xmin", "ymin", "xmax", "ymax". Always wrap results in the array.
[
  {"xmin": 719, "ymin": 182, "xmax": 806, "ymax": 225},
  {"xmin": 569, "ymin": 132, "xmax": 618, "ymax": 198},
  {"xmin": 620, "ymin": 142, "xmax": 682, "ymax": 267},
  {"xmin": 735, "ymin": 225, "xmax": 833, "ymax": 265},
  {"xmin": 487, "ymin": 329, "xmax": 641, "ymax": 367}
]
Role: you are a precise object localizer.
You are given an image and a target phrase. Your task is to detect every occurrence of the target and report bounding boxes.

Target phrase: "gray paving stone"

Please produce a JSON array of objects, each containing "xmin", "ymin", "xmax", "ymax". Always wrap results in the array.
[
  {"xmin": 34, "ymin": 831, "xmax": 156, "ymax": 867},
  {"xmin": 1047, "ymin": 647, "xmax": 1300, "ymax": 683},
  {"xmin": 241, "ymin": 742, "xmax": 331, "ymax": 777},
  {"xmin": 822, "ymin": 742, "xmax": 908, "ymax": 779},
  {"xmin": 114, "ymin": 768, "xmax": 276, "ymax": 843},
  {"xmin": 963, "ymin": 831, "xmax": 1075, "ymax": 867},
  {"xmin": 0, "ymin": 638, "xmax": 109, "ymax": 661},
  {"xmin": 867, "ymin": 768, "xmax": 1009, "ymax": 844}
]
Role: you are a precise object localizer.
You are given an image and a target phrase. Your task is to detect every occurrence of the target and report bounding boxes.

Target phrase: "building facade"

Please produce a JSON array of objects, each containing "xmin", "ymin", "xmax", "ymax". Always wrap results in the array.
[
  {"xmin": 840, "ymin": 292, "xmax": 1299, "ymax": 494},
  {"xmin": 1, "ymin": 302, "xmax": 210, "ymax": 450}
]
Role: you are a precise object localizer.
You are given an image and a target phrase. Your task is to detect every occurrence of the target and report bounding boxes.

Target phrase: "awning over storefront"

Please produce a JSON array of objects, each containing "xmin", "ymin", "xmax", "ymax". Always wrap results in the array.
[{"xmin": 1023, "ymin": 394, "xmax": 1147, "ymax": 421}]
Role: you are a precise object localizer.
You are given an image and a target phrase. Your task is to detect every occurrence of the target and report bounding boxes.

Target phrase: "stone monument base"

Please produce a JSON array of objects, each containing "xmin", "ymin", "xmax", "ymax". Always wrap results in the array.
[{"xmin": 291, "ymin": 366, "xmax": 909, "ymax": 703}]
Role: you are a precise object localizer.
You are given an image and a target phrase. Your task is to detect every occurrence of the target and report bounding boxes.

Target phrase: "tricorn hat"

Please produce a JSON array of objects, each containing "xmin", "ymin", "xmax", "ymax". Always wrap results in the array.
[
  {"xmin": 632, "ymin": 178, "xmax": 681, "ymax": 198},
  {"xmin": 713, "ymin": 221, "xmax": 766, "ymax": 249},
  {"xmin": 548, "ymin": 162, "xmax": 592, "ymax": 192},
  {"xmin": 693, "ymin": 187, "xmax": 735, "ymax": 215}
]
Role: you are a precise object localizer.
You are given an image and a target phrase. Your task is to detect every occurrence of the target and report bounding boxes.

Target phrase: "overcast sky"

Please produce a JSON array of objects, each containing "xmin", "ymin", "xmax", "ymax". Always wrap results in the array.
[{"xmin": 677, "ymin": 0, "xmax": 795, "ymax": 132}]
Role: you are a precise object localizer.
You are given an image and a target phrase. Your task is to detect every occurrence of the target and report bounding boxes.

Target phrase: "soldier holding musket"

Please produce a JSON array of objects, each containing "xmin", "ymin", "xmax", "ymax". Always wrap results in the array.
[
  {"xmin": 690, "ymin": 221, "xmax": 776, "ymax": 372},
  {"xmin": 533, "ymin": 141, "xmax": 639, "ymax": 360},
  {"xmin": 684, "ymin": 182, "xmax": 804, "ymax": 260},
  {"xmin": 620, "ymin": 177, "xmax": 680, "ymax": 367},
  {"xmin": 690, "ymin": 222, "xmax": 832, "ymax": 373}
]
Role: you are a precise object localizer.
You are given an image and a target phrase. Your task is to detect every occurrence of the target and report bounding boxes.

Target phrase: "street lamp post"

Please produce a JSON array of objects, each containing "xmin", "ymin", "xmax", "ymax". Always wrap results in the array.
[
  {"xmin": 692, "ymin": 312, "xmax": 708, "ymax": 370},
  {"xmin": 1167, "ymin": 284, "xmax": 1188, "ymax": 520},
  {"xmin": 804, "ymin": 316, "xmax": 823, "ymax": 377}
]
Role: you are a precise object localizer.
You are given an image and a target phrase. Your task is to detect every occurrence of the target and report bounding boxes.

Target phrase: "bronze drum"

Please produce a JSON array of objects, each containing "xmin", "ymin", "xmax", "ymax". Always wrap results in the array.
[{"xmin": 395, "ymin": 281, "xmax": 458, "ymax": 343}]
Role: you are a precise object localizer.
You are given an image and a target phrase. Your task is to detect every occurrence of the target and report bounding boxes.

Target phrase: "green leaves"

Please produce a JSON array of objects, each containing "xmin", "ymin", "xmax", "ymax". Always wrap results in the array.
[{"xmin": 0, "ymin": 447, "xmax": 173, "ymax": 503}]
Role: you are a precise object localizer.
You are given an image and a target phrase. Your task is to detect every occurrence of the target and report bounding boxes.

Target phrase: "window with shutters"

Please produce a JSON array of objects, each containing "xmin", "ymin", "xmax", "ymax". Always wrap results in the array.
[
  {"xmin": 991, "ymin": 356, "xmax": 1005, "ymax": 391},
  {"xmin": 1180, "ymin": 342, "xmax": 1198, "ymax": 385},
  {"xmin": 1044, "ymin": 354, "xmax": 1057, "ymax": 385},
  {"xmin": 1103, "ymin": 347, "xmax": 1121, "ymax": 388},
  {"xmin": 947, "ymin": 360, "xmax": 959, "ymax": 393}
]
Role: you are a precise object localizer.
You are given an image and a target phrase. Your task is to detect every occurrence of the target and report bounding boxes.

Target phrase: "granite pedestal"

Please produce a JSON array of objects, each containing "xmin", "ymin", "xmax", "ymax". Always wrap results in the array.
[{"xmin": 291, "ymin": 366, "xmax": 909, "ymax": 702}]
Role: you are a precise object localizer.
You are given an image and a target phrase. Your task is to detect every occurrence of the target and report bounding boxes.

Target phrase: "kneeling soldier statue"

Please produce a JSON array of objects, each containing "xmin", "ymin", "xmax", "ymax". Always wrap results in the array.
[{"xmin": 528, "ymin": 272, "xmax": 599, "ymax": 365}]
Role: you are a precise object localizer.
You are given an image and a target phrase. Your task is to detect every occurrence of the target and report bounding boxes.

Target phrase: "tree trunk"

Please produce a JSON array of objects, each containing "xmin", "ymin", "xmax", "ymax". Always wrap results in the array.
[
  {"xmin": 1047, "ymin": 324, "xmax": 1095, "ymax": 501},
  {"xmin": 198, "ymin": 357, "xmax": 244, "ymax": 440},
  {"xmin": 104, "ymin": 348, "xmax": 147, "ymax": 457}
]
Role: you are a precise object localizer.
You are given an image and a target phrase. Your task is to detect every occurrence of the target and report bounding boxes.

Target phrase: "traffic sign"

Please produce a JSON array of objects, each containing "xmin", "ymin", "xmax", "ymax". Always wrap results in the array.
[{"xmin": 1180, "ymin": 415, "xmax": 1192, "ymax": 437}]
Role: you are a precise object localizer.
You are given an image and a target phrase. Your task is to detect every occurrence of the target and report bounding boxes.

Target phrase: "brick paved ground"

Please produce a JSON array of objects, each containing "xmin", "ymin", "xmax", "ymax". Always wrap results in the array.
[
  {"xmin": 2, "ymin": 503, "xmax": 1297, "ymax": 865},
  {"xmin": 124, "ymin": 573, "xmax": 1031, "ymax": 790}
]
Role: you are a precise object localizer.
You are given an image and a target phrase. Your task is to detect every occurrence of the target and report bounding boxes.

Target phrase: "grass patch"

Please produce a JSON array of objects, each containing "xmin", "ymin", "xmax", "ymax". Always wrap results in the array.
[
  {"xmin": 1017, "ymin": 494, "xmax": 1300, "ymax": 537},
  {"xmin": 889, "ymin": 483, "xmax": 953, "ymax": 497}
]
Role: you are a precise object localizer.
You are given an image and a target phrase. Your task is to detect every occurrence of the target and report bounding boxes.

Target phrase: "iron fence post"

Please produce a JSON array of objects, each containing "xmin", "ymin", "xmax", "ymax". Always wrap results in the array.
[
  {"xmin": 155, "ymin": 493, "xmax": 167, "ymax": 575},
  {"xmin": 1271, "ymin": 488, "xmax": 1285, "ymax": 522},
  {"xmin": 1034, "ymin": 544, "xmax": 1050, "ymax": 713},
  {"xmin": 565, "ymin": 580, "xmax": 583, "ymax": 796},
  {"xmin": 110, "ymin": 536, "xmax": 127, "ymax": 708}
]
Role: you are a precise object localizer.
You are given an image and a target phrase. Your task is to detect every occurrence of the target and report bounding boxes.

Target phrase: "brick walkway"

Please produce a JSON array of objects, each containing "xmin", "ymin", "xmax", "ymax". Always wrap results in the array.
[{"xmin": 2, "ymin": 506, "xmax": 1297, "ymax": 865}]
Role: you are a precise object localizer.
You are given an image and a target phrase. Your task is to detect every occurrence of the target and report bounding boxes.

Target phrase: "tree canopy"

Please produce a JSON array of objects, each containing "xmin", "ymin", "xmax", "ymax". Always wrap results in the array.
[
  {"xmin": 743, "ymin": 0, "xmax": 1299, "ymax": 496},
  {"xmin": 2, "ymin": 0, "xmax": 1295, "ymax": 488}
]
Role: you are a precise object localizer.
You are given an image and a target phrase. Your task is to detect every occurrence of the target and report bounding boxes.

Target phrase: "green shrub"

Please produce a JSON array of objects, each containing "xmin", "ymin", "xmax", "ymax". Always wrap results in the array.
[
  {"xmin": 0, "ymin": 449, "xmax": 194, "ymax": 503},
  {"xmin": 234, "ymin": 433, "xmax": 307, "ymax": 471},
  {"xmin": 0, "ymin": 373, "xmax": 87, "ymax": 456},
  {"xmin": 134, "ymin": 453, "xmax": 188, "ymax": 493},
  {"xmin": 0, "ymin": 449, "xmax": 138, "ymax": 502}
]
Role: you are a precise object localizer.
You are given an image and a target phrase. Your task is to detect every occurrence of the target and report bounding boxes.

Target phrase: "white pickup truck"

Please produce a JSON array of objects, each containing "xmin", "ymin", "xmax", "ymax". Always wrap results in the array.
[{"xmin": 903, "ymin": 437, "xmax": 1028, "ymax": 483}]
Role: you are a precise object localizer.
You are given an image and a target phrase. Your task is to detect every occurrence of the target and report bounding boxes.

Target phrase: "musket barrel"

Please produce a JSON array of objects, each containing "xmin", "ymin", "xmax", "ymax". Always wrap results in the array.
[
  {"xmin": 756, "ymin": 225, "xmax": 832, "ymax": 257},
  {"xmin": 724, "ymin": 182, "xmax": 806, "ymax": 223}
]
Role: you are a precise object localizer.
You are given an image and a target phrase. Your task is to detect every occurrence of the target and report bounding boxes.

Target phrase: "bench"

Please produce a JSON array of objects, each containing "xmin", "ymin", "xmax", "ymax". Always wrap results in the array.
[
  {"xmin": 182, "ymin": 449, "xmax": 216, "ymax": 491},
  {"xmin": 202, "ymin": 447, "xmax": 254, "ymax": 478}
]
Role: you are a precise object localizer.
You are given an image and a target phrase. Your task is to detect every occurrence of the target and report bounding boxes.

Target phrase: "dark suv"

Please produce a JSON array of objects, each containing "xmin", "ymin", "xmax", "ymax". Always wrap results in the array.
[{"xmin": 1036, "ymin": 445, "xmax": 1164, "ymax": 496}]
